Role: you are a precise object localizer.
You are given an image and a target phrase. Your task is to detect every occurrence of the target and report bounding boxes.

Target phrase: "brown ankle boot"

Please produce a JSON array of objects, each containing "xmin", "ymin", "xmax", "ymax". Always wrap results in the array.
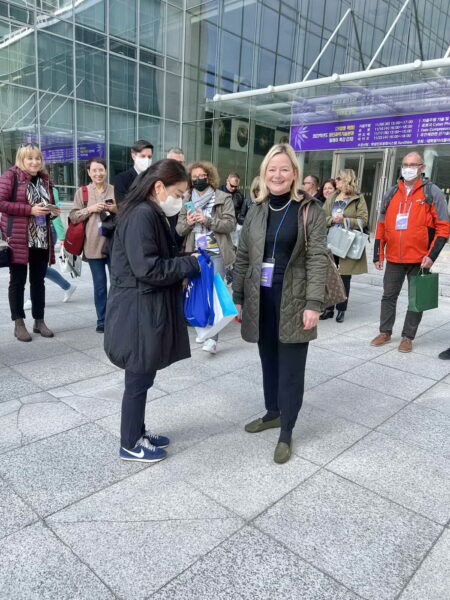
[
  {"xmin": 33, "ymin": 319, "xmax": 54, "ymax": 338},
  {"xmin": 14, "ymin": 319, "xmax": 32, "ymax": 342}
]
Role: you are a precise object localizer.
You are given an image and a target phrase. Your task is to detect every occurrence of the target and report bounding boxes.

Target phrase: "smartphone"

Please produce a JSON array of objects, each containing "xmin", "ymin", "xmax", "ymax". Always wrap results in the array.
[
  {"xmin": 105, "ymin": 199, "xmax": 114, "ymax": 205},
  {"xmin": 185, "ymin": 200, "xmax": 195, "ymax": 212}
]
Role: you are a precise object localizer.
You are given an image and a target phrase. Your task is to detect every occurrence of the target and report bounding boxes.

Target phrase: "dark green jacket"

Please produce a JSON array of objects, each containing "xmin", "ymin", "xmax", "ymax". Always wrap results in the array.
[{"xmin": 232, "ymin": 193, "xmax": 328, "ymax": 344}]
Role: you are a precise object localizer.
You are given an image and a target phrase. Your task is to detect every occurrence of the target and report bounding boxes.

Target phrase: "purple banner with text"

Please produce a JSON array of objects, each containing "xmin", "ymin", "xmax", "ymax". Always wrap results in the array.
[{"xmin": 290, "ymin": 111, "xmax": 450, "ymax": 152}]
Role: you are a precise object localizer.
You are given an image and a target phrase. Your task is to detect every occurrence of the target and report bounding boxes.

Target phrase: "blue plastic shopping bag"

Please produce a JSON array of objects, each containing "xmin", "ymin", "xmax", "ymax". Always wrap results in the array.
[
  {"xmin": 195, "ymin": 272, "xmax": 238, "ymax": 341},
  {"xmin": 184, "ymin": 250, "xmax": 215, "ymax": 327}
]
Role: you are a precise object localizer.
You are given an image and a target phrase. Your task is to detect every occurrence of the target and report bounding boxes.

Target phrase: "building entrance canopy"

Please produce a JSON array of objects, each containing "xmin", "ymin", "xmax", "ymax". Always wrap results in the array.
[{"xmin": 211, "ymin": 58, "xmax": 450, "ymax": 151}]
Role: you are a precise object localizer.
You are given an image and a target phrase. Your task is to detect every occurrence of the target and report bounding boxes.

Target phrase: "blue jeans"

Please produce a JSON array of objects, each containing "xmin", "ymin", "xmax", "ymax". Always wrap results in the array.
[
  {"xmin": 88, "ymin": 258, "xmax": 110, "ymax": 326},
  {"xmin": 46, "ymin": 266, "xmax": 71, "ymax": 291}
]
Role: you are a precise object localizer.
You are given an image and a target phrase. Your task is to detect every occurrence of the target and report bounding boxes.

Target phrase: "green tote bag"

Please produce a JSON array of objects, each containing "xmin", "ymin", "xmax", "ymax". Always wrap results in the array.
[{"xmin": 408, "ymin": 270, "xmax": 439, "ymax": 312}]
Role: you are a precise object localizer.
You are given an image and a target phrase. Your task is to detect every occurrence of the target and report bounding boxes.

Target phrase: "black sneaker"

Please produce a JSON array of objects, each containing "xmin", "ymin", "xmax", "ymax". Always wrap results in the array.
[
  {"xmin": 96, "ymin": 324, "xmax": 104, "ymax": 333},
  {"xmin": 438, "ymin": 348, "xmax": 450, "ymax": 360}
]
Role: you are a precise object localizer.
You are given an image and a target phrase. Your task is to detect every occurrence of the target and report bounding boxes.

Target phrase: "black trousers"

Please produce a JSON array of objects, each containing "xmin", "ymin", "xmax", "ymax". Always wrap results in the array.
[
  {"xmin": 380, "ymin": 261, "xmax": 423, "ymax": 340},
  {"xmin": 9, "ymin": 247, "xmax": 49, "ymax": 321},
  {"xmin": 120, "ymin": 369, "xmax": 156, "ymax": 449},
  {"xmin": 258, "ymin": 282, "xmax": 309, "ymax": 443},
  {"xmin": 333, "ymin": 255, "xmax": 351, "ymax": 312}
]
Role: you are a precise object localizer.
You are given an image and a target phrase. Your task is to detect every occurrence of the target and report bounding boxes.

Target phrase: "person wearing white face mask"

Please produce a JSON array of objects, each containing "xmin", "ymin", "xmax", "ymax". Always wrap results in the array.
[
  {"xmin": 371, "ymin": 151, "xmax": 449, "ymax": 353},
  {"xmin": 114, "ymin": 140, "xmax": 154, "ymax": 205},
  {"xmin": 105, "ymin": 159, "xmax": 201, "ymax": 464}
]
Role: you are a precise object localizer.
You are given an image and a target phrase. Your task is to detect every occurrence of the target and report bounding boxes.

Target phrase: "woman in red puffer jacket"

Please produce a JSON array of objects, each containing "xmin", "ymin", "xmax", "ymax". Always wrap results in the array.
[{"xmin": 0, "ymin": 144, "xmax": 60, "ymax": 342}]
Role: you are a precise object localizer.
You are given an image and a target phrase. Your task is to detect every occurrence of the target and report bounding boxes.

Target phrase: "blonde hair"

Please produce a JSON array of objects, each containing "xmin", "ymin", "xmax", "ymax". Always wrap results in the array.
[
  {"xmin": 187, "ymin": 160, "xmax": 220, "ymax": 190},
  {"xmin": 257, "ymin": 144, "xmax": 302, "ymax": 203},
  {"xmin": 249, "ymin": 175, "xmax": 260, "ymax": 202},
  {"xmin": 338, "ymin": 169, "xmax": 358, "ymax": 196},
  {"xmin": 15, "ymin": 144, "xmax": 45, "ymax": 173}
]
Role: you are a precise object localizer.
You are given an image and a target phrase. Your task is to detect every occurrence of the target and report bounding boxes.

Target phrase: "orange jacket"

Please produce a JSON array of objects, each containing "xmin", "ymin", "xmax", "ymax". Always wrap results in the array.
[{"xmin": 374, "ymin": 178, "xmax": 449, "ymax": 264}]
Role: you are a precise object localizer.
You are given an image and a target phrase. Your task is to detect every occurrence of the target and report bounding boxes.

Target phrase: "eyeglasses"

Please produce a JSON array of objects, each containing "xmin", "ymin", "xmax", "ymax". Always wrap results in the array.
[
  {"xmin": 401, "ymin": 163, "xmax": 423, "ymax": 168},
  {"xmin": 229, "ymin": 184, "xmax": 238, "ymax": 190}
]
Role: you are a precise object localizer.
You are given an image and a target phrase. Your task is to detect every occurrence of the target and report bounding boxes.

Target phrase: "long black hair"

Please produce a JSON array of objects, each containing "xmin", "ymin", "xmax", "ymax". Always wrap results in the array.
[{"xmin": 119, "ymin": 158, "xmax": 187, "ymax": 220}]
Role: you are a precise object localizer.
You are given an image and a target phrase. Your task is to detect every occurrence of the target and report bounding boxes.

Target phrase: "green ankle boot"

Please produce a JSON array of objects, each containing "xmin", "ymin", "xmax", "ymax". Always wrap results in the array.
[
  {"xmin": 244, "ymin": 416, "xmax": 281, "ymax": 433},
  {"xmin": 274, "ymin": 441, "xmax": 292, "ymax": 464}
]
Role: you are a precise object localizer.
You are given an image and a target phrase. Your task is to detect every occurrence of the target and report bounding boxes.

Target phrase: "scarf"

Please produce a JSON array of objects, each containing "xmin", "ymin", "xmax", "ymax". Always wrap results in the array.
[
  {"xmin": 192, "ymin": 186, "xmax": 215, "ymax": 234},
  {"xmin": 27, "ymin": 177, "xmax": 49, "ymax": 249}
]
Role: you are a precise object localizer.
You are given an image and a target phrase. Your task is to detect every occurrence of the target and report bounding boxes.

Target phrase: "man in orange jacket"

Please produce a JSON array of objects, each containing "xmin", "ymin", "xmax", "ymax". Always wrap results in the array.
[{"xmin": 371, "ymin": 151, "xmax": 449, "ymax": 353}]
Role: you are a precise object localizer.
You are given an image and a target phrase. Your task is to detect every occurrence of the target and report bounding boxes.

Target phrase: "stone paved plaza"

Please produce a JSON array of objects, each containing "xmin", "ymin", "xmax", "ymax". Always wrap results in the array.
[{"xmin": 1, "ymin": 263, "xmax": 450, "ymax": 600}]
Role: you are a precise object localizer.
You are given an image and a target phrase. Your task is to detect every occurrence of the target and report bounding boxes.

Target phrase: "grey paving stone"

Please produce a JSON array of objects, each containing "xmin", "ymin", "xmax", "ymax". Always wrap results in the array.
[
  {"xmin": 151, "ymin": 526, "xmax": 360, "ymax": 600},
  {"xmin": 374, "ymin": 349, "xmax": 450, "ymax": 380},
  {"xmin": 405, "ymin": 328, "xmax": 450, "ymax": 356},
  {"xmin": 0, "ymin": 399, "xmax": 21, "ymax": 417},
  {"xmin": 0, "ymin": 339, "xmax": 74, "ymax": 367},
  {"xmin": 11, "ymin": 351, "xmax": 115, "ymax": 390},
  {"xmin": 60, "ymin": 387, "xmax": 131, "ymax": 420},
  {"xmin": 0, "ymin": 522, "xmax": 114, "ymax": 599},
  {"xmin": 0, "ymin": 478, "xmax": 37, "ymax": 539},
  {"xmin": 0, "ymin": 399, "xmax": 87, "ymax": 454},
  {"xmin": 313, "ymin": 333, "xmax": 393, "ymax": 360},
  {"xmin": 97, "ymin": 386, "xmax": 234, "ymax": 454},
  {"xmin": 339, "ymin": 362, "xmax": 435, "ymax": 401},
  {"xmin": 55, "ymin": 326, "xmax": 106, "ymax": 351},
  {"xmin": 347, "ymin": 322, "xmax": 433, "ymax": 342},
  {"xmin": 257, "ymin": 404, "xmax": 369, "ymax": 465},
  {"xmin": 46, "ymin": 386, "xmax": 76, "ymax": 398},
  {"xmin": 0, "ymin": 367, "xmax": 42, "ymax": 402},
  {"xmin": 329, "ymin": 431, "xmax": 450, "ymax": 524},
  {"xmin": 400, "ymin": 530, "xmax": 450, "ymax": 600},
  {"xmin": 306, "ymin": 346, "xmax": 365, "ymax": 376},
  {"xmin": 19, "ymin": 391, "xmax": 60, "ymax": 404},
  {"xmin": 82, "ymin": 346, "xmax": 120, "ymax": 368},
  {"xmin": 0, "ymin": 423, "xmax": 144, "ymax": 516},
  {"xmin": 183, "ymin": 370, "xmax": 265, "ymax": 424},
  {"xmin": 378, "ymin": 404, "xmax": 450, "ymax": 459},
  {"xmin": 255, "ymin": 470, "xmax": 441, "ymax": 600},
  {"xmin": 190, "ymin": 338, "xmax": 259, "ymax": 373},
  {"xmin": 48, "ymin": 464, "xmax": 234, "ymax": 524},
  {"xmin": 50, "ymin": 518, "xmax": 242, "ymax": 600},
  {"xmin": 163, "ymin": 429, "xmax": 319, "ymax": 519},
  {"xmin": 304, "ymin": 378, "xmax": 406, "ymax": 428},
  {"xmin": 304, "ymin": 367, "xmax": 333, "ymax": 390},
  {"xmin": 154, "ymin": 357, "xmax": 222, "ymax": 393},
  {"xmin": 65, "ymin": 371, "xmax": 124, "ymax": 394},
  {"xmin": 414, "ymin": 382, "xmax": 450, "ymax": 416}
]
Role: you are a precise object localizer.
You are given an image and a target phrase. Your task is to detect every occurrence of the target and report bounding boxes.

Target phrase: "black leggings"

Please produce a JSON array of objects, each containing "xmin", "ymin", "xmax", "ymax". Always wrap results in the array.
[
  {"xmin": 9, "ymin": 247, "xmax": 49, "ymax": 321},
  {"xmin": 121, "ymin": 369, "xmax": 156, "ymax": 449},
  {"xmin": 258, "ymin": 282, "xmax": 309, "ymax": 443}
]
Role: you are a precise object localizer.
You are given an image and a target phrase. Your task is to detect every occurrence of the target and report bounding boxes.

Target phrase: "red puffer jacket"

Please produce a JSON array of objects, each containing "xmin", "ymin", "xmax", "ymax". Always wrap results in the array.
[{"xmin": 0, "ymin": 166, "xmax": 55, "ymax": 265}]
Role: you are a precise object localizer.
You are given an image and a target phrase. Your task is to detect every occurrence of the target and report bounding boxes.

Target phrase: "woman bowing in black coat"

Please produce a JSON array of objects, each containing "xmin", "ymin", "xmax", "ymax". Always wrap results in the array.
[{"xmin": 104, "ymin": 159, "xmax": 200, "ymax": 463}]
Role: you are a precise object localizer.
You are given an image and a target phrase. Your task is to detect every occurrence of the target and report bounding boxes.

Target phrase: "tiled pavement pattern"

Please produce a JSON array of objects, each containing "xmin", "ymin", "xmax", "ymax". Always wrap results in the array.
[{"xmin": 1, "ymin": 263, "xmax": 450, "ymax": 600}]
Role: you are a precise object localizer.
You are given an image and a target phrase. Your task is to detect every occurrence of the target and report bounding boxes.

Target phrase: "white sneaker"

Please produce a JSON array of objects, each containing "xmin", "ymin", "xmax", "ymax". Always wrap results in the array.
[
  {"xmin": 195, "ymin": 336, "xmax": 203, "ymax": 343},
  {"xmin": 24, "ymin": 299, "xmax": 32, "ymax": 310},
  {"xmin": 202, "ymin": 339, "xmax": 217, "ymax": 354},
  {"xmin": 63, "ymin": 284, "xmax": 77, "ymax": 303}
]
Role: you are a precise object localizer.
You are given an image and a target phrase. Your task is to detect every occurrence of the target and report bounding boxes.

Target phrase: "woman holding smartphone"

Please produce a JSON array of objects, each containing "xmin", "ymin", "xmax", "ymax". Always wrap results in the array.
[
  {"xmin": 69, "ymin": 157, "xmax": 116, "ymax": 332},
  {"xmin": 105, "ymin": 159, "xmax": 201, "ymax": 463},
  {"xmin": 0, "ymin": 143, "xmax": 60, "ymax": 342}
]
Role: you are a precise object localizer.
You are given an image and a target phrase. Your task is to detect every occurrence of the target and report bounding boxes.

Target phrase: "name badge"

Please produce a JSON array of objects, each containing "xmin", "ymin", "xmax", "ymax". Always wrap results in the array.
[
  {"xmin": 395, "ymin": 213, "xmax": 409, "ymax": 230},
  {"xmin": 196, "ymin": 235, "xmax": 207, "ymax": 250},
  {"xmin": 261, "ymin": 258, "xmax": 275, "ymax": 288}
]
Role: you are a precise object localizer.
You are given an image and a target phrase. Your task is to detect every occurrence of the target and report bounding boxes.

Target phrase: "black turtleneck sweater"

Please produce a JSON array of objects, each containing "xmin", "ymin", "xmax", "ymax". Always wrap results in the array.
[{"xmin": 263, "ymin": 192, "xmax": 300, "ymax": 283}]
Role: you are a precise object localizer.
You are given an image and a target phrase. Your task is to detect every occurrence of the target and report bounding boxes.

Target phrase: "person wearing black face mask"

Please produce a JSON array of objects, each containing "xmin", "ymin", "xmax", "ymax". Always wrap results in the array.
[{"xmin": 176, "ymin": 161, "xmax": 236, "ymax": 355}]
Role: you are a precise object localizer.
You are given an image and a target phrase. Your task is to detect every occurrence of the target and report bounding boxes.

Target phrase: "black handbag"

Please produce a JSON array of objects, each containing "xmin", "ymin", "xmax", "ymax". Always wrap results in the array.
[
  {"xmin": 99, "ymin": 210, "xmax": 116, "ymax": 238},
  {"xmin": 0, "ymin": 173, "xmax": 18, "ymax": 268}
]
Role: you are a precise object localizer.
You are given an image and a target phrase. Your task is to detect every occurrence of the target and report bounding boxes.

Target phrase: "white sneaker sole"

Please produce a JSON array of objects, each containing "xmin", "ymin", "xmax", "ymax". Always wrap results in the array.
[
  {"xmin": 202, "ymin": 346, "xmax": 217, "ymax": 355},
  {"xmin": 120, "ymin": 455, "xmax": 167, "ymax": 463}
]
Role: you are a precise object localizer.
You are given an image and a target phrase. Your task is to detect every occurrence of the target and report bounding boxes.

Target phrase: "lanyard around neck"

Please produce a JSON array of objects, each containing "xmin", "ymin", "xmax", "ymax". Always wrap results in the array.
[{"xmin": 271, "ymin": 201, "xmax": 292, "ymax": 259}]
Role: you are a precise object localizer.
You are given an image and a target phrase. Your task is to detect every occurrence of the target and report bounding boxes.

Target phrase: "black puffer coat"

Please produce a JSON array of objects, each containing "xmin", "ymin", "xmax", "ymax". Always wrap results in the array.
[{"xmin": 104, "ymin": 200, "xmax": 200, "ymax": 374}]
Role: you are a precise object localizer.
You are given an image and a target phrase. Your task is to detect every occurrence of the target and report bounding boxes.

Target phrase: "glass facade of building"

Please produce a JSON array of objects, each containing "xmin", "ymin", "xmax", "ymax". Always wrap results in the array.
[{"xmin": 1, "ymin": 0, "xmax": 449, "ymax": 203}]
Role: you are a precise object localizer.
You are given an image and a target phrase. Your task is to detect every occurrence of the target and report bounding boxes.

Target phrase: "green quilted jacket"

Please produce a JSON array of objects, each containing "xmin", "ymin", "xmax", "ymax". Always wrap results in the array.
[{"xmin": 232, "ymin": 193, "xmax": 328, "ymax": 344}]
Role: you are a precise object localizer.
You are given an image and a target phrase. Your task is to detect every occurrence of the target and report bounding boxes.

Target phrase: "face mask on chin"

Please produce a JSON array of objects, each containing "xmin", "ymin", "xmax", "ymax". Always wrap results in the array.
[
  {"xmin": 401, "ymin": 167, "xmax": 419, "ymax": 182},
  {"xmin": 159, "ymin": 195, "xmax": 182, "ymax": 217},
  {"xmin": 192, "ymin": 178, "xmax": 209, "ymax": 192},
  {"xmin": 134, "ymin": 156, "xmax": 152, "ymax": 173}
]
